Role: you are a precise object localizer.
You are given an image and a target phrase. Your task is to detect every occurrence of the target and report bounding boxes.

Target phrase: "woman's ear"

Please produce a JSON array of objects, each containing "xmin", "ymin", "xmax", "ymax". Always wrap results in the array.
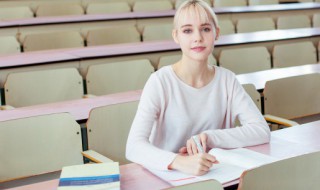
[
  {"xmin": 172, "ymin": 29, "xmax": 179, "ymax": 44},
  {"xmin": 215, "ymin": 27, "xmax": 220, "ymax": 40}
]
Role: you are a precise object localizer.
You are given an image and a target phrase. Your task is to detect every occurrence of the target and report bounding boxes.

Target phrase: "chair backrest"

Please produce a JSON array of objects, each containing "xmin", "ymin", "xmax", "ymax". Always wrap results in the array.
[
  {"xmin": 22, "ymin": 31, "xmax": 84, "ymax": 52},
  {"xmin": 242, "ymin": 84, "xmax": 261, "ymax": 112},
  {"xmin": 277, "ymin": 15, "xmax": 311, "ymax": 30},
  {"xmin": 237, "ymin": 17, "xmax": 275, "ymax": 33},
  {"xmin": 175, "ymin": 0, "xmax": 212, "ymax": 8},
  {"xmin": 164, "ymin": 179, "xmax": 223, "ymax": 190},
  {"xmin": 86, "ymin": 101, "xmax": 139, "ymax": 165},
  {"xmin": 219, "ymin": 46, "xmax": 271, "ymax": 74},
  {"xmin": 313, "ymin": 13, "xmax": 320, "ymax": 28},
  {"xmin": 158, "ymin": 53, "xmax": 217, "ymax": 69},
  {"xmin": 238, "ymin": 151, "xmax": 320, "ymax": 190},
  {"xmin": 272, "ymin": 41, "xmax": 317, "ymax": 68},
  {"xmin": 213, "ymin": 0, "xmax": 247, "ymax": 7},
  {"xmin": 86, "ymin": 59, "xmax": 154, "ymax": 95},
  {"xmin": 86, "ymin": 2, "xmax": 131, "ymax": 14},
  {"xmin": 248, "ymin": 0, "xmax": 279, "ymax": 5},
  {"xmin": 263, "ymin": 73, "xmax": 320, "ymax": 119},
  {"xmin": 4, "ymin": 68, "xmax": 84, "ymax": 107},
  {"xmin": 0, "ymin": 6, "xmax": 34, "ymax": 21},
  {"xmin": 133, "ymin": 0, "xmax": 173, "ymax": 12},
  {"xmin": 143, "ymin": 23, "xmax": 173, "ymax": 42},
  {"xmin": 0, "ymin": 36, "xmax": 21, "ymax": 55},
  {"xmin": 219, "ymin": 19, "xmax": 236, "ymax": 35},
  {"xmin": 0, "ymin": 113, "xmax": 83, "ymax": 182},
  {"xmin": 86, "ymin": 26, "xmax": 141, "ymax": 46},
  {"xmin": 36, "ymin": 3, "xmax": 84, "ymax": 17}
]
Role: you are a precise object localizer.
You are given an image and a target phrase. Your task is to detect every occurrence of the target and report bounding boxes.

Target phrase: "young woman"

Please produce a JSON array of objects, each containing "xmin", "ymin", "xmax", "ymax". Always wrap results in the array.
[{"xmin": 126, "ymin": 0, "xmax": 270, "ymax": 176}]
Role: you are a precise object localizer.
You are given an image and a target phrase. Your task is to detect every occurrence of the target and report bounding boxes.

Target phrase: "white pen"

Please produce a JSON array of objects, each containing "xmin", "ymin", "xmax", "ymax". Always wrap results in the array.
[{"xmin": 192, "ymin": 135, "xmax": 204, "ymax": 153}]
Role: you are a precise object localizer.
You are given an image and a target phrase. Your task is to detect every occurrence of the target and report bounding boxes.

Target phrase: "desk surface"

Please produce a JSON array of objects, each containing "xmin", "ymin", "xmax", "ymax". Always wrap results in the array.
[
  {"xmin": 0, "ymin": 90, "xmax": 141, "ymax": 122},
  {"xmin": 0, "ymin": 3, "xmax": 319, "ymax": 28},
  {"xmin": 1, "ymin": 121, "xmax": 319, "ymax": 190},
  {"xmin": 1, "ymin": 28, "xmax": 320, "ymax": 69},
  {"xmin": 236, "ymin": 64, "xmax": 320, "ymax": 90}
]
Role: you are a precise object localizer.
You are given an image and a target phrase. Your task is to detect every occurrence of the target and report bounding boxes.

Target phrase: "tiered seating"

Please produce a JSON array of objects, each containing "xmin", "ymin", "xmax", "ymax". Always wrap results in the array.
[
  {"xmin": 0, "ymin": 6, "xmax": 33, "ymax": 21},
  {"xmin": 0, "ymin": 36, "xmax": 21, "ymax": 55},
  {"xmin": 86, "ymin": 2, "xmax": 131, "ymax": 14},
  {"xmin": 85, "ymin": 101, "xmax": 139, "ymax": 164},
  {"xmin": 272, "ymin": 41, "xmax": 317, "ymax": 68},
  {"xmin": 4, "ymin": 68, "xmax": 84, "ymax": 108},
  {"xmin": 236, "ymin": 17, "xmax": 275, "ymax": 33},
  {"xmin": 277, "ymin": 14, "xmax": 311, "ymax": 29},
  {"xmin": 86, "ymin": 59, "xmax": 153, "ymax": 95},
  {"xmin": 0, "ymin": 113, "xmax": 83, "ymax": 182},
  {"xmin": 219, "ymin": 46, "xmax": 271, "ymax": 74}
]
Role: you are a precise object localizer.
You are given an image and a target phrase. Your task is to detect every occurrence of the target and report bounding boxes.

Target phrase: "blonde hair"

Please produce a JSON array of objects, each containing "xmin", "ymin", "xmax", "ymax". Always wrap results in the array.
[{"xmin": 174, "ymin": 0, "xmax": 219, "ymax": 32}]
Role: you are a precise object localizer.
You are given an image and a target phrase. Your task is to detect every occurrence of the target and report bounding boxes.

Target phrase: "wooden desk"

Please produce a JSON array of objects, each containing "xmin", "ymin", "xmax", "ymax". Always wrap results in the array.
[
  {"xmin": 0, "ymin": 3, "xmax": 319, "ymax": 28},
  {"xmin": 236, "ymin": 63, "xmax": 320, "ymax": 91},
  {"xmin": 1, "ymin": 121, "xmax": 319, "ymax": 190},
  {"xmin": 1, "ymin": 28, "xmax": 319, "ymax": 69},
  {"xmin": 0, "ymin": 90, "xmax": 141, "ymax": 122}
]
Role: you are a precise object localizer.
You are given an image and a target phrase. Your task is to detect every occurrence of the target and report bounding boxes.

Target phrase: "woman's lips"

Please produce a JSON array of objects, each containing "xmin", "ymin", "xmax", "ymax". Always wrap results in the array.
[{"xmin": 191, "ymin": 46, "xmax": 205, "ymax": 52}]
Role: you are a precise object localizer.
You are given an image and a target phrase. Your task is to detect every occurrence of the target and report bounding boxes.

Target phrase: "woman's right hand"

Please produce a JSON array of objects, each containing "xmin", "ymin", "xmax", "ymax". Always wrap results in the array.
[{"xmin": 168, "ymin": 153, "xmax": 218, "ymax": 176}]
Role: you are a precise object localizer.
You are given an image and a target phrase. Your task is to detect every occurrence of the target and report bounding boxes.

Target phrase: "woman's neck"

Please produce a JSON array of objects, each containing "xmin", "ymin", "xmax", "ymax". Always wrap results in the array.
[{"xmin": 172, "ymin": 57, "xmax": 215, "ymax": 89}]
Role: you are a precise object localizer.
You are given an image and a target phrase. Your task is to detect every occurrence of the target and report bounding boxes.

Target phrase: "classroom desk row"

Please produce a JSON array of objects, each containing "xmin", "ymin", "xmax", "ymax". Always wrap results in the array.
[
  {"xmin": 0, "ymin": 63, "xmax": 319, "ymax": 123},
  {"xmin": 2, "ymin": 120, "xmax": 320, "ymax": 190},
  {"xmin": 1, "ymin": 28, "xmax": 320, "ymax": 69},
  {"xmin": 0, "ymin": 3, "xmax": 319, "ymax": 29}
]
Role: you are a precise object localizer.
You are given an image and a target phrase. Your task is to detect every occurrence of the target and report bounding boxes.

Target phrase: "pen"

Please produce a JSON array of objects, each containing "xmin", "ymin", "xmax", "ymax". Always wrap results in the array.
[{"xmin": 192, "ymin": 135, "xmax": 204, "ymax": 153}]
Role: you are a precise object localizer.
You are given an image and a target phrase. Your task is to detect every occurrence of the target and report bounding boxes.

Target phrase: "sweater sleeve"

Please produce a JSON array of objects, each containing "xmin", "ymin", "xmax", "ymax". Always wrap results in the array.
[
  {"xmin": 126, "ymin": 74, "xmax": 177, "ymax": 170},
  {"xmin": 204, "ymin": 72, "xmax": 270, "ymax": 149}
]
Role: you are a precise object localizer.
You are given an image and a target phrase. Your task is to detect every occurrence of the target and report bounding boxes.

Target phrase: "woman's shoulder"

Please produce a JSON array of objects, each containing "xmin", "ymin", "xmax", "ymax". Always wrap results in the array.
[
  {"xmin": 215, "ymin": 66, "xmax": 236, "ymax": 80},
  {"xmin": 152, "ymin": 66, "xmax": 174, "ymax": 80}
]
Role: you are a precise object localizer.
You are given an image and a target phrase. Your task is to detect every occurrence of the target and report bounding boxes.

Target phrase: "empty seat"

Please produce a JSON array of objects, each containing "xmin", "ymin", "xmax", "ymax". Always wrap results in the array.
[
  {"xmin": 36, "ymin": 3, "xmax": 84, "ymax": 17},
  {"xmin": 272, "ymin": 41, "xmax": 317, "ymax": 68},
  {"xmin": 86, "ymin": 101, "xmax": 139, "ymax": 165},
  {"xmin": 175, "ymin": 0, "xmax": 212, "ymax": 8},
  {"xmin": 133, "ymin": 0, "xmax": 173, "ymax": 12},
  {"xmin": 248, "ymin": 0, "xmax": 279, "ymax": 5},
  {"xmin": 0, "ymin": 113, "xmax": 83, "ymax": 182},
  {"xmin": 277, "ymin": 15, "xmax": 311, "ymax": 30},
  {"xmin": 0, "ymin": 36, "xmax": 21, "ymax": 55},
  {"xmin": 86, "ymin": 59, "xmax": 154, "ymax": 95},
  {"xmin": 86, "ymin": 2, "xmax": 131, "ymax": 14},
  {"xmin": 158, "ymin": 53, "xmax": 217, "ymax": 69},
  {"xmin": 238, "ymin": 151, "xmax": 320, "ymax": 190},
  {"xmin": 219, "ymin": 46, "xmax": 271, "ymax": 74},
  {"xmin": 213, "ymin": 0, "xmax": 247, "ymax": 7},
  {"xmin": 22, "ymin": 31, "xmax": 84, "ymax": 52},
  {"xmin": 313, "ymin": 13, "xmax": 320, "ymax": 28},
  {"xmin": 0, "ymin": 6, "xmax": 34, "ymax": 21},
  {"xmin": 237, "ymin": 17, "xmax": 275, "ymax": 33},
  {"xmin": 4, "ymin": 68, "xmax": 84, "ymax": 107},
  {"xmin": 86, "ymin": 26, "xmax": 141, "ymax": 46},
  {"xmin": 219, "ymin": 19, "xmax": 236, "ymax": 35},
  {"xmin": 143, "ymin": 23, "xmax": 173, "ymax": 41},
  {"xmin": 264, "ymin": 73, "xmax": 320, "ymax": 123}
]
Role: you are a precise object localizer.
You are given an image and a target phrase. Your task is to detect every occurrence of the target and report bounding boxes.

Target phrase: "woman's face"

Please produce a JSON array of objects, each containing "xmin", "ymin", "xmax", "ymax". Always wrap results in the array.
[{"xmin": 173, "ymin": 6, "xmax": 216, "ymax": 62}]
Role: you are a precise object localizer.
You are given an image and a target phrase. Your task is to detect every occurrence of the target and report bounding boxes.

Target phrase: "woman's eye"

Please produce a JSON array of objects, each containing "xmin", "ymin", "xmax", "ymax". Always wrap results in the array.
[
  {"xmin": 183, "ymin": 29, "xmax": 192, "ymax": 34},
  {"xmin": 203, "ymin": 27, "xmax": 211, "ymax": 32}
]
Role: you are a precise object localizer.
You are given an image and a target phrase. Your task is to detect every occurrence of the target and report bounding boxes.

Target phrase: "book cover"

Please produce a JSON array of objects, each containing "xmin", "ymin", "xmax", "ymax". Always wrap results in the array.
[
  {"xmin": 148, "ymin": 148, "xmax": 278, "ymax": 186},
  {"xmin": 58, "ymin": 162, "xmax": 120, "ymax": 190}
]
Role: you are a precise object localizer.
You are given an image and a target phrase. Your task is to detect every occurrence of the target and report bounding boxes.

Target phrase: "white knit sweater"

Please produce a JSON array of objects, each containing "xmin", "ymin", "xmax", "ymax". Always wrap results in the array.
[{"xmin": 126, "ymin": 66, "xmax": 270, "ymax": 170}]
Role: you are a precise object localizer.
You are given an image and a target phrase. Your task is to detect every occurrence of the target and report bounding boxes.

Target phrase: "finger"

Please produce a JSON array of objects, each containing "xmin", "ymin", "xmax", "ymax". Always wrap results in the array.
[
  {"xmin": 191, "ymin": 140, "xmax": 198, "ymax": 155},
  {"xmin": 179, "ymin": 147, "xmax": 187, "ymax": 154},
  {"xmin": 204, "ymin": 153, "xmax": 219, "ymax": 164},
  {"xmin": 199, "ymin": 134, "xmax": 207, "ymax": 153},
  {"xmin": 186, "ymin": 140, "xmax": 193, "ymax": 155}
]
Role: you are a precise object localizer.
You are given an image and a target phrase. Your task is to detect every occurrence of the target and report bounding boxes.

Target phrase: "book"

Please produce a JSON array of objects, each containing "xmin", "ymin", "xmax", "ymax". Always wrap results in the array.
[
  {"xmin": 148, "ymin": 148, "xmax": 278, "ymax": 186},
  {"xmin": 57, "ymin": 162, "xmax": 120, "ymax": 190}
]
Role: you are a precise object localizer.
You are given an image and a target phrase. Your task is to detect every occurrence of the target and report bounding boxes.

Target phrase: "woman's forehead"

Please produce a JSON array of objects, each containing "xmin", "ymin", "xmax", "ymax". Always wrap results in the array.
[{"xmin": 176, "ymin": 5, "xmax": 213, "ymax": 27}]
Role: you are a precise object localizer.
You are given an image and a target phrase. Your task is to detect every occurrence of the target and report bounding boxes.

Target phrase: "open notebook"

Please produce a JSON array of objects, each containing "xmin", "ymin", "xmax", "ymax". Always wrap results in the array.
[{"xmin": 148, "ymin": 148, "xmax": 278, "ymax": 186}]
